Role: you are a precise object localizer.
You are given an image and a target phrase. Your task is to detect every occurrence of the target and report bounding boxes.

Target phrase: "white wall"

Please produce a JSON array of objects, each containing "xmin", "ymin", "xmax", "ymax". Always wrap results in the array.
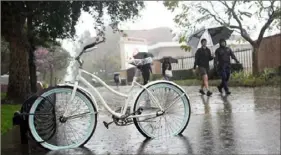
[
  {"xmin": 119, "ymin": 37, "xmax": 148, "ymax": 70},
  {"xmin": 149, "ymin": 46, "xmax": 193, "ymax": 59}
]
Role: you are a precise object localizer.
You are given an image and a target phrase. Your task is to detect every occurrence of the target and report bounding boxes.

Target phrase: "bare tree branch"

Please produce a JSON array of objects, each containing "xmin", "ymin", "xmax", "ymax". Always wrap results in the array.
[
  {"xmin": 220, "ymin": 0, "xmax": 255, "ymax": 45},
  {"xmin": 209, "ymin": 1, "xmax": 230, "ymax": 24},
  {"xmin": 198, "ymin": 2, "xmax": 243, "ymax": 34},
  {"xmin": 256, "ymin": 0, "xmax": 277, "ymax": 46}
]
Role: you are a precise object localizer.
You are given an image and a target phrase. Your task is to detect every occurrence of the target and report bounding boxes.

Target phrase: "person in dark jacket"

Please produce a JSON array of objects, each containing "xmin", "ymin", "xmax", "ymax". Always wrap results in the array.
[
  {"xmin": 141, "ymin": 53, "xmax": 152, "ymax": 85},
  {"xmin": 193, "ymin": 39, "xmax": 214, "ymax": 96},
  {"xmin": 113, "ymin": 73, "xmax": 120, "ymax": 88},
  {"xmin": 215, "ymin": 38, "xmax": 240, "ymax": 95},
  {"xmin": 162, "ymin": 58, "xmax": 172, "ymax": 80}
]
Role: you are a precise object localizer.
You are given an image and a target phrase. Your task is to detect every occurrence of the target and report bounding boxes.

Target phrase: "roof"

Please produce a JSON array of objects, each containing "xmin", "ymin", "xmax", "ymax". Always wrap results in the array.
[
  {"xmin": 122, "ymin": 27, "xmax": 174, "ymax": 45},
  {"xmin": 148, "ymin": 42, "xmax": 186, "ymax": 51}
]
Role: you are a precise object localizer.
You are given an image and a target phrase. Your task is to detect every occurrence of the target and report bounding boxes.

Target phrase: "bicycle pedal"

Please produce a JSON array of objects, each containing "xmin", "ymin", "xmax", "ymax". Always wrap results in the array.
[{"xmin": 103, "ymin": 121, "xmax": 113, "ymax": 129}]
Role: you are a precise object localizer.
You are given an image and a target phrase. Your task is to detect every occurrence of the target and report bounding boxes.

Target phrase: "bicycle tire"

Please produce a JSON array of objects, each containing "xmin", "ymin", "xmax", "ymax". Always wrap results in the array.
[
  {"xmin": 28, "ymin": 86, "xmax": 97, "ymax": 150},
  {"xmin": 133, "ymin": 81, "xmax": 191, "ymax": 138}
]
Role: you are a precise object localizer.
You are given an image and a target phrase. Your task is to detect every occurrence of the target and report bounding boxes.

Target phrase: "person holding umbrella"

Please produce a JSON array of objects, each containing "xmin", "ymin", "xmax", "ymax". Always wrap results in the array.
[
  {"xmin": 215, "ymin": 39, "xmax": 240, "ymax": 95},
  {"xmin": 162, "ymin": 58, "xmax": 172, "ymax": 80},
  {"xmin": 141, "ymin": 53, "xmax": 153, "ymax": 85},
  {"xmin": 130, "ymin": 52, "xmax": 153, "ymax": 85},
  {"xmin": 193, "ymin": 38, "xmax": 214, "ymax": 96}
]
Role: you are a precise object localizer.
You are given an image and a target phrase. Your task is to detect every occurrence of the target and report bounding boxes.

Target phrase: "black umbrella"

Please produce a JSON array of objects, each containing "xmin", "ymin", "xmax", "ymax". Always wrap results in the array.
[
  {"xmin": 133, "ymin": 52, "xmax": 154, "ymax": 59},
  {"xmin": 159, "ymin": 56, "xmax": 178, "ymax": 63},
  {"xmin": 187, "ymin": 26, "xmax": 234, "ymax": 48}
]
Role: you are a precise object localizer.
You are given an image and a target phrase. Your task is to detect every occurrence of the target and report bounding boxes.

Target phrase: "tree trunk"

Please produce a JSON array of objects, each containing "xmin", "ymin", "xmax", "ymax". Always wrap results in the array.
[
  {"xmin": 252, "ymin": 47, "xmax": 259, "ymax": 76},
  {"xmin": 2, "ymin": 2, "xmax": 31, "ymax": 102},
  {"xmin": 43, "ymin": 71, "xmax": 46, "ymax": 81},
  {"xmin": 29, "ymin": 48, "xmax": 37, "ymax": 93},
  {"xmin": 27, "ymin": 13, "xmax": 37, "ymax": 93},
  {"xmin": 7, "ymin": 37, "xmax": 31, "ymax": 102},
  {"xmin": 50, "ymin": 66, "xmax": 54, "ymax": 86}
]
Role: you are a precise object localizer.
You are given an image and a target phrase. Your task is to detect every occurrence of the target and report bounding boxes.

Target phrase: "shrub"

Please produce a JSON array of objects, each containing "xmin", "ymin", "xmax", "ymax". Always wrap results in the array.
[
  {"xmin": 259, "ymin": 68, "xmax": 278, "ymax": 80},
  {"xmin": 151, "ymin": 74, "xmax": 162, "ymax": 81},
  {"xmin": 171, "ymin": 69, "xmax": 196, "ymax": 80},
  {"xmin": 42, "ymin": 83, "xmax": 49, "ymax": 89},
  {"xmin": 231, "ymin": 71, "xmax": 253, "ymax": 81}
]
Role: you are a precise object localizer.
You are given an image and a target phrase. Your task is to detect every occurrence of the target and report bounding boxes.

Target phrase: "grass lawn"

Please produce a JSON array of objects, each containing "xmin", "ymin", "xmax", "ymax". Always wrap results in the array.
[
  {"xmin": 1, "ymin": 92, "xmax": 7, "ymax": 99},
  {"xmin": 1, "ymin": 104, "xmax": 21, "ymax": 134}
]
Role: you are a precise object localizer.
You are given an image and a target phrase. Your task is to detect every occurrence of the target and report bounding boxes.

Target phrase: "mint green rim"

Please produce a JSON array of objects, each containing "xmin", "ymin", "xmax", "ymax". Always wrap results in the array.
[
  {"xmin": 28, "ymin": 88, "xmax": 96, "ymax": 150},
  {"xmin": 135, "ymin": 83, "xmax": 190, "ymax": 138}
]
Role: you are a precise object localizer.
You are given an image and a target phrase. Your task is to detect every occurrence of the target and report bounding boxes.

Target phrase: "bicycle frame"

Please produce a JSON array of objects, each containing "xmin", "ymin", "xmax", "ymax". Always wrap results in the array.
[{"xmin": 63, "ymin": 67, "xmax": 163, "ymax": 119}]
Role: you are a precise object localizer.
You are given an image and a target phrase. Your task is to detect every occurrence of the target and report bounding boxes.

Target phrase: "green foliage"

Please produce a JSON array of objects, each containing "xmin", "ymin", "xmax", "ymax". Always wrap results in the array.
[
  {"xmin": 1, "ymin": 93, "xmax": 7, "ymax": 99},
  {"xmin": 259, "ymin": 68, "xmax": 278, "ymax": 80},
  {"xmin": 42, "ymin": 83, "xmax": 49, "ymax": 89},
  {"xmin": 180, "ymin": 44, "xmax": 192, "ymax": 52},
  {"xmin": 231, "ymin": 71, "xmax": 254, "ymax": 81},
  {"xmin": 151, "ymin": 74, "xmax": 163, "ymax": 81},
  {"xmin": 1, "ymin": 37, "xmax": 10, "ymax": 74},
  {"xmin": 171, "ymin": 69, "xmax": 196, "ymax": 80},
  {"xmin": 176, "ymin": 68, "xmax": 280, "ymax": 87},
  {"xmin": 164, "ymin": 1, "xmax": 280, "ymax": 47},
  {"xmin": 163, "ymin": 1, "xmax": 179, "ymax": 12},
  {"xmin": 230, "ymin": 68, "xmax": 280, "ymax": 86},
  {"xmin": 1, "ymin": 104, "xmax": 21, "ymax": 134},
  {"xmin": 2, "ymin": 1, "xmax": 145, "ymax": 41}
]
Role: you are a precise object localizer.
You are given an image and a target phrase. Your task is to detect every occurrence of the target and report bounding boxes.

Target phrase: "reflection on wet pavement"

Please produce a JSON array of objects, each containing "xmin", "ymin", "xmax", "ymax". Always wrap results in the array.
[{"xmin": 1, "ymin": 86, "xmax": 280, "ymax": 155}]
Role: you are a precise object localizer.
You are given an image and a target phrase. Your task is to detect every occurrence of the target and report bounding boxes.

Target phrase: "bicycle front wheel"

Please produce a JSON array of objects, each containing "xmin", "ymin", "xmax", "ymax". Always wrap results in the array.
[
  {"xmin": 133, "ymin": 82, "xmax": 191, "ymax": 138},
  {"xmin": 28, "ymin": 86, "xmax": 97, "ymax": 150}
]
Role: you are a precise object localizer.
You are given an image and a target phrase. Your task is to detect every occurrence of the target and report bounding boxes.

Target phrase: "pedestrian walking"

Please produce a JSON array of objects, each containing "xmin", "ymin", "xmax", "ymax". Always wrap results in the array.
[
  {"xmin": 141, "ymin": 53, "xmax": 152, "ymax": 85},
  {"xmin": 130, "ymin": 53, "xmax": 152, "ymax": 85},
  {"xmin": 162, "ymin": 58, "xmax": 172, "ymax": 80},
  {"xmin": 214, "ymin": 39, "xmax": 240, "ymax": 95},
  {"xmin": 113, "ymin": 73, "xmax": 120, "ymax": 88},
  {"xmin": 193, "ymin": 39, "xmax": 214, "ymax": 96}
]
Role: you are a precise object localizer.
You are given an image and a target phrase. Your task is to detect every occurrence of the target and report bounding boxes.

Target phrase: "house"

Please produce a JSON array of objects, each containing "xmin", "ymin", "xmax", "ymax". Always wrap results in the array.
[{"xmin": 82, "ymin": 27, "xmax": 189, "ymax": 82}]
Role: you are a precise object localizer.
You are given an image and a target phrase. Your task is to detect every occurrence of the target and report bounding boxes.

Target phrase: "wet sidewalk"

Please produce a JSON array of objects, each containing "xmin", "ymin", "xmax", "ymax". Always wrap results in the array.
[{"xmin": 1, "ymin": 86, "xmax": 280, "ymax": 155}]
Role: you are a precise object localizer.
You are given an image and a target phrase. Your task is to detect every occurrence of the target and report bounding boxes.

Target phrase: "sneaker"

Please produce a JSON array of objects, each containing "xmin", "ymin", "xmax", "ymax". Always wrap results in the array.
[
  {"xmin": 217, "ymin": 86, "xmax": 222, "ymax": 93},
  {"xmin": 199, "ymin": 89, "xmax": 205, "ymax": 95},
  {"xmin": 226, "ymin": 91, "xmax": 231, "ymax": 95},
  {"xmin": 206, "ymin": 91, "xmax": 213, "ymax": 96}
]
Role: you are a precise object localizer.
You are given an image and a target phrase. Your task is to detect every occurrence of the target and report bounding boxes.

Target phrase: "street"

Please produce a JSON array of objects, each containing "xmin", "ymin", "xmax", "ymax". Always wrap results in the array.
[{"xmin": 1, "ymin": 86, "xmax": 280, "ymax": 155}]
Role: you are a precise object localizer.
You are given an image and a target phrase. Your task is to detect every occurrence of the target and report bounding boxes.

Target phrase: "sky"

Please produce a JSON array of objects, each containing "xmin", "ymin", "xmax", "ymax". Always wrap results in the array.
[
  {"xmin": 61, "ymin": 1, "xmax": 176, "ymax": 56},
  {"xmin": 62, "ymin": 1, "xmax": 280, "ymax": 81},
  {"xmin": 62, "ymin": 1, "xmax": 280, "ymax": 56}
]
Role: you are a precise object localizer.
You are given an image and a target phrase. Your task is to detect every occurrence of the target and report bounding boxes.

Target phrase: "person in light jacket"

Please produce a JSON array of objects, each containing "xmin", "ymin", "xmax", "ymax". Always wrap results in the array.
[{"xmin": 162, "ymin": 58, "xmax": 172, "ymax": 80}]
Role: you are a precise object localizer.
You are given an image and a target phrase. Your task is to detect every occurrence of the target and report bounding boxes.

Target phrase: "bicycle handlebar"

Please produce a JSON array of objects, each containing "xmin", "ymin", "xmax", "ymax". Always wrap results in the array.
[{"xmin": 75, "ymin": 37, "xmax": 105, "ymax": 67}]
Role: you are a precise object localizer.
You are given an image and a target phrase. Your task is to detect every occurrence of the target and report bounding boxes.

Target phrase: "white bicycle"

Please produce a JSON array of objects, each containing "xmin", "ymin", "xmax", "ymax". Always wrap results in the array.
[{"xmin": 27, "ymin": 39, "xmax": 191, "ymax": 150}]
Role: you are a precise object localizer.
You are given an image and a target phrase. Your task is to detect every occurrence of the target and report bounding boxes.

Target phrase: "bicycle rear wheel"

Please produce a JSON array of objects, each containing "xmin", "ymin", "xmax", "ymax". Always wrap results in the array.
[
  {"xmin": 133, "ymin": 82, "xmax": 191, "ymax": 138},
  {"xmin": 28, "ymin": 86, "xmax": 97, "ymax": 150}
]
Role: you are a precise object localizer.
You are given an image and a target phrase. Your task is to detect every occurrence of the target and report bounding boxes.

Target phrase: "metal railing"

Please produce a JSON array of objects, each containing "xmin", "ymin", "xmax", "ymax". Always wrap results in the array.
[{"xmin": 172, "ymin": 48, "xmax": 253, "ymax": 73}]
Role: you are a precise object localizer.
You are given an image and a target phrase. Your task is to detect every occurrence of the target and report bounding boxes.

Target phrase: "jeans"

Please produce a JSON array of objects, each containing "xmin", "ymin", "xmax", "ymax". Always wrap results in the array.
[
  {"xmin": 142, "ymin": 69, "xmax": 150, "ymax": 85},
  {"xmin": 219, "ymin": 66, "xmax": 231, "ymax": 92},
  {"xmin": 163, "ymin": 75, "xmax": 170, "ymax": 81}
]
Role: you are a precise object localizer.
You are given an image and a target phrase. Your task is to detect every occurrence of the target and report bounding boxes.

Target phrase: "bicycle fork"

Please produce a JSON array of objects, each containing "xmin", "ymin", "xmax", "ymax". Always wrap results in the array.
[{"xmin": 62, "ymin": 81, "xmax": 79, "ymax": 117}]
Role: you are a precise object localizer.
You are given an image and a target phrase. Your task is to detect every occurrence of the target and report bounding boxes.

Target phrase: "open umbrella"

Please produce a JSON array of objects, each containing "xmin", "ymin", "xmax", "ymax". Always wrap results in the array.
[
  {"xmin": 133, "ymin": 52, "xmax": 154, "ymax": 59},
  {"xmin": 187, "ymin": 26, "xmax": 234, "ymax": 48},
  {"xmin": 158, "ymin": 56, "xmax": 178, "ymax": 63}
]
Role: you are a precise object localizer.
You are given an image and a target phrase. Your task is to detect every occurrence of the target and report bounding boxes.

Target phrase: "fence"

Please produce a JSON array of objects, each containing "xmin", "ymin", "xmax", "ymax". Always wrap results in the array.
[{"xmin": 172, "ymin": 48, "xmax": 253, "ymax": 73}]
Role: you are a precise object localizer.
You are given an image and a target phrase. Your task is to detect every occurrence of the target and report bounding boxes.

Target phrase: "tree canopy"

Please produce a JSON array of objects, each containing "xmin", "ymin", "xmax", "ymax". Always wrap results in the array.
[
  {"xmin": 164, "ymin": 0, "xmax": 280, "ymax": 46},
  {"xmin": 1, "ymin": 1, "xmax": 145, "ymax": 102},
  {"xmin": 164, "ymin": 0, "xmax": 280, "ymax": 74},
  {"xmin": 2, "ymin": 1, "xmax": 144, "ymax": 42}
]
